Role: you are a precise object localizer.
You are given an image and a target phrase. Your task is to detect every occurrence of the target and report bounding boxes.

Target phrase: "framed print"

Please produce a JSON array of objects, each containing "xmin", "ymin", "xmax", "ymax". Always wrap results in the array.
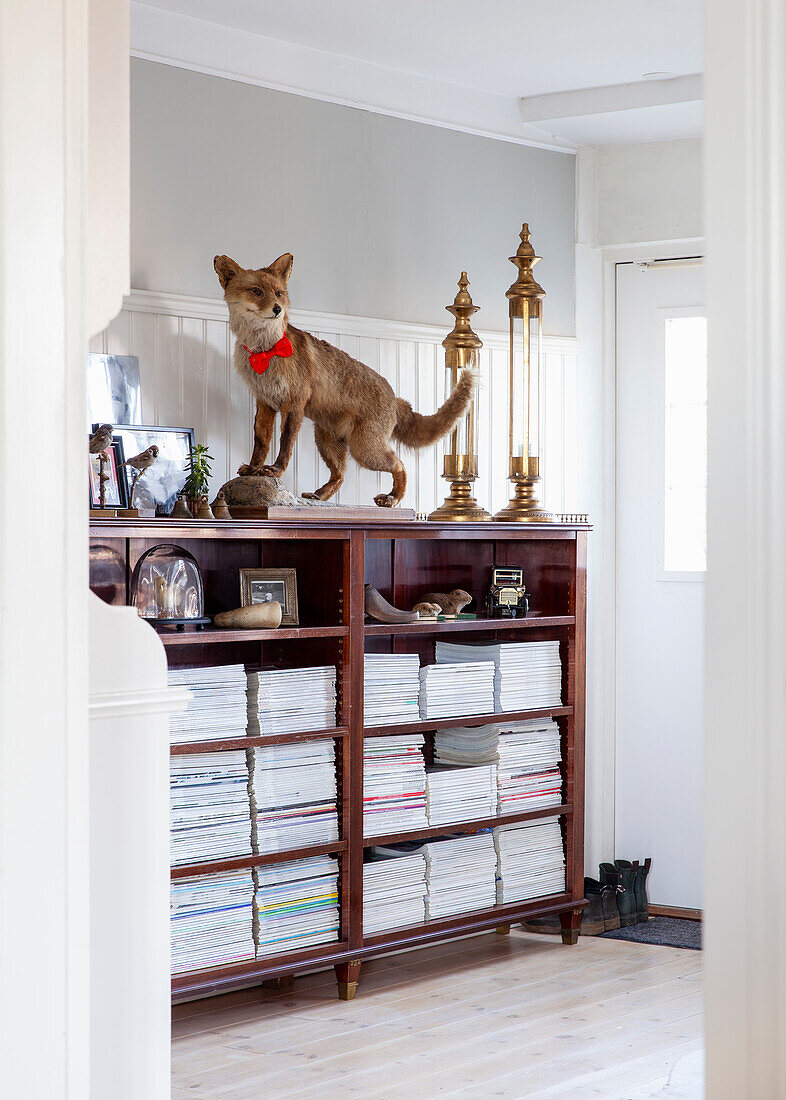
[
  {"xmin": 87, "ymin": 354, "xmax": 143, "ymax": 426},
  {"xmin": 239, "ymin": 568, "xmax": 299, "ymax": 626},
  {"xmin": 104, "ymin": 424, "xmax": 195, "ymax": 515},
  {"xmin": 89, "ymin": 438, "xmax": 129, "ymax": 509}
]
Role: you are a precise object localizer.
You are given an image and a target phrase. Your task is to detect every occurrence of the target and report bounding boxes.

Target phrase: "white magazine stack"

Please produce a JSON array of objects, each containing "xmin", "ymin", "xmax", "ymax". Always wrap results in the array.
[
  {"xmin": 363, "ymin": 851, "xmax": 428, "ymax": 934},
  {"xmin": 424, "ymin": 833, "xmax": 497, "ymax": 919},
  {"xmin": 170, "ymin": 752, "xmax": 252, "ymax": 866},
  {"xmin": 170, "ymin": 870, "xmax": 255, "ymax": 973},
  {"xmin": 247, "ymin": 666, "xmax": 337, "ymax": 736},
  {"xmin": 418, "ymin": 660, "xmax": 496, "ymax": 720},
  {"xmin": 433, "ymin": 719, "xmax": 562, "ymax": 816},
  {"xmin": 363, "ymin": 735, "xmax": 428, "ymax": 837},
  {"xmin": 425, "ymin": 765, "xmax": 497, "ymax": 826},
  {"xmin": 250, "ymin": 741, "xmax": 339, "ymax": 853},
  {"xmin": 168, "ymin": 664, "xmax": 248, "ymax": 744},
  {"xmin": 255, "ymin": 856, "xmax": 340, "ymax": 956},
  {"xmin": 495, "ymin": 818, "xmax": 566, "ymax": 905},
  {"xmin": 435, "ymin": 640, "xmax": 563, "ymax": 711},
  {"xmin": 364, "ymin": 654, "xmax": 421, "ymax": 726}
]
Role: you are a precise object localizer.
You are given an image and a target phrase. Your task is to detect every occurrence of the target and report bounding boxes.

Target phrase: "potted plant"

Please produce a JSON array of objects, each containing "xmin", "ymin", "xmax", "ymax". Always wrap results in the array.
[{"xmin": 183, "ymin": 443, "xmax": 213, "ymax": 516}]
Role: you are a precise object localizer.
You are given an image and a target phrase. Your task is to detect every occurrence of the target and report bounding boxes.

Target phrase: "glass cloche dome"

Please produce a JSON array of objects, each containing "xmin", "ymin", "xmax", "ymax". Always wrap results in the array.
[{"xmin": 130, "ymin": 543, "xmax": 209, "ymax": 628}]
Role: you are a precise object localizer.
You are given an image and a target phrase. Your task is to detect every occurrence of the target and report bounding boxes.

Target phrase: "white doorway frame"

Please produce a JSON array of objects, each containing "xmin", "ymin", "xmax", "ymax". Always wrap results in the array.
[{"xmin": 591, "ymin": 238, "xmax": 704, "ymax": 867}]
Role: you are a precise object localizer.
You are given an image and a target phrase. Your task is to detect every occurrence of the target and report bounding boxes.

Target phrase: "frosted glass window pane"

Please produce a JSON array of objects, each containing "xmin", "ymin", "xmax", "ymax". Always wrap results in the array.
[{"xmin": 665, "ymin": 316, "xmax": 707, "ymax": 572}]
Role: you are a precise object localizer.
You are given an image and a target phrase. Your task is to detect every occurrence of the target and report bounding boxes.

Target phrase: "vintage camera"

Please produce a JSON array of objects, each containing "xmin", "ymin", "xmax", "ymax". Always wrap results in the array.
[{"xmin": 485, "ymin": 566, "xmax": 529, "ymax": 619}]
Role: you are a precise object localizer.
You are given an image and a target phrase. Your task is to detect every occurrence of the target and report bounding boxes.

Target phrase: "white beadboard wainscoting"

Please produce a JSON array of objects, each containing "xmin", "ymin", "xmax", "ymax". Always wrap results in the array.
[{"xmin": 92, "ymin": 290, "xmax": 579, "ymax": 516}]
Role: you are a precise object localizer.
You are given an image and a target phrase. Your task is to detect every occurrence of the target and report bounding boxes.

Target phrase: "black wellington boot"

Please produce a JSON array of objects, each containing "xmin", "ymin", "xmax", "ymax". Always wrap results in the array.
[
  {"xmin": 598, "ymin": 863, "xmax": 622, "ymax": 931},
  {"xmin": 633, "ymin": 857, "xmax": 652, "ymax": 922},
  {"xmin": 520, "ymin": 879, "xmax": 605, "ymax": 937},
  {"xmin": 614, "ymin": 860, "xmax": 639, "ymax": 928}
]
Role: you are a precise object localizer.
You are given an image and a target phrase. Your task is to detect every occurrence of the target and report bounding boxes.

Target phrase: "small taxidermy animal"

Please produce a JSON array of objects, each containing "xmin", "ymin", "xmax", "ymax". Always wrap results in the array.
[
  {"xmin": 124, "ymin": 444, "xmax": 159, "ymax": 473},
  {"xmin": 214, "ymin": 253, "xmax": 476, "ymax": 507},
  {"xmin": 89, "ymin": 424, "xmax": 114, "ymax": 454},
  {"xmin": 420, "ymin": 589, "xmax": 473, "ymax": 616}
]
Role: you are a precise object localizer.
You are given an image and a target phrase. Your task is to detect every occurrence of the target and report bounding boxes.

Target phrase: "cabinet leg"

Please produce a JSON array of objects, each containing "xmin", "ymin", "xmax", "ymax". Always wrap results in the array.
[
  {"xmin": 335, "ymin": 959, "xmax": 362, "ymax": 1001},
  {"xmin": 559, "ymin": 908, "xmax": 582, "ymax": 945},
  {"xmin": 262, "ymin": 974, "xmax": 294, "ymax": 993},
  {"xmin": 495, "ymin": 923, "xmax": 511, "ymax": 935}
]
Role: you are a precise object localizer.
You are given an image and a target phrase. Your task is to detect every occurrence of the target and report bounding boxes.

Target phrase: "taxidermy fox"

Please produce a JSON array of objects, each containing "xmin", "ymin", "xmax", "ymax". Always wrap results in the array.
[{"xmin": 214, "ymin": 253, "xmax": 475, "ymax": 506}]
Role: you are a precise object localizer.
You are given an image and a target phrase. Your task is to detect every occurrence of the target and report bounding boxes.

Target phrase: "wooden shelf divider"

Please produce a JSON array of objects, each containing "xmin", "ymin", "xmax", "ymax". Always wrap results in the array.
[
  {"xmin": 364, "ymin": 707, "xmax": 573, "ymax": 737},
  {"xmin": 171, "ymin": 840, "xmax": 349, "ymax": 879},
  {"xmin": 170, "ymin": 727, "xmax": 348, "ymax": 754},
  {"xmin": 364, "ymin": 615, "xmax": 574, "ymax": 636},
  {"xmin": 364, "ymin": 803, "xmax": 572, "ymax": 848}
]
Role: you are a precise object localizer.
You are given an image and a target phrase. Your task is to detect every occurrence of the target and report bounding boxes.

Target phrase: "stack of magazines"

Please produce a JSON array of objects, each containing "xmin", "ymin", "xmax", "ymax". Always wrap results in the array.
[
  {"xmin": 418, "ymin": 660, "xmax": 495, "ymax": 720},
  {"xmin": 167, "ymin": 664, "xmax": 247, "ymax": 745},
  {"xmin": 363, "ymin": 848, "xmax": 427, "ymax": 934},
  {"xmin": 424, "ymin": 833, "xmax": 497, "ymax": 919},
  {"xmin": 495, "ymin": 818, "xmax": 566, "ymax": 904},
  {"xmin": 170, "ymin": 751, "xmax": 252, "ymax": 866},
  {"xmin": 433, "ymin": 719, "xmax": 563, "ymax": 816},
  {"xmin": 363, "ymin": 735, "xmax": 428, "ymax": 837},
  {"xmin": 425, "ymin": 765, "xmax": 497, "ymax": 826},
  {"xmin": 246, "ymin": 666, "xmax": 337, "ymax": 736},
  {"xmin": 364, "ymin": 654, "xmax": 421, "ymax": 726},
  {"xmin": 250, "ymin": 741, "xmax": 339, "ymax": 853},
  {"xmin": 170, "ymin": 870, "xmax": 255, "ymax": 973},
  {"xmin": 255, "ymin": 856, "xmax": 340, "ymax": 956},
  {"xmin": 496, "ymin": 719, "xmax": 563, "ymax": 815},
  {"xmin": 435, "ymin": 640, "xmax": 563, "ymax": 711}
]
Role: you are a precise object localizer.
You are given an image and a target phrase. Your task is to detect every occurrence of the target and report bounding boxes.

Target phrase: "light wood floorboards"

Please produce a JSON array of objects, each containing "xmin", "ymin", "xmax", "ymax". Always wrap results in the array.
[{"xmin": 172, "ymin": 929, "xmax": 703, "ymax": 1099}]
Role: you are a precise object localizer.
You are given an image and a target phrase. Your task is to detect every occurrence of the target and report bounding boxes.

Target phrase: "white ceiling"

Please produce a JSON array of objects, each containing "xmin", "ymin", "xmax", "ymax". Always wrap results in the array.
[{"xmin": 133, "ymin": 0, "xmax": 703, "ymax": 147}]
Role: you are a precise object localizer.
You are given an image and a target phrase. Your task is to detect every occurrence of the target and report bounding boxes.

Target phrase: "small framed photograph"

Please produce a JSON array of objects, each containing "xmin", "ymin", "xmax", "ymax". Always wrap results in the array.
[
  {"xmin": 102, "ymin": 424, "xmax": 195, "ymax": 515},
  {"xmin": 89, "ymin": 438, "xmax": 129, "ymax": 509},
  {"xmin": 240, "ymin": 568, "xmax": 299, "ymax": 626}
]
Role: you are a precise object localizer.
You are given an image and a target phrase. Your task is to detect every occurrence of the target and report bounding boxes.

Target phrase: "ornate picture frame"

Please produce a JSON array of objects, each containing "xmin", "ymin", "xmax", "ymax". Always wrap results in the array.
[{"xmin": 239, "ymin": 568, "xmax": 299, "ymax": 626}]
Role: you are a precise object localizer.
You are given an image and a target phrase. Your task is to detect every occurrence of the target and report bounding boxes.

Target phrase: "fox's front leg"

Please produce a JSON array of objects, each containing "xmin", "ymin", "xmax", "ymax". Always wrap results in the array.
[
  {"xmin": 256, "ymin": 401, "xmax": 306, "ymax": 479},
  {"xmin": 238, "ymin": 400, "xmax": 276, "ymax": 476}
]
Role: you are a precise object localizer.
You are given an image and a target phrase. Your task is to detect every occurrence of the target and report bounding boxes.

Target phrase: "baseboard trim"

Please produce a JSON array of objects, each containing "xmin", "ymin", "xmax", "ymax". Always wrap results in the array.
[{"xmin": 649, "ymin": 904, "xmax": 702, "ymax": 922}]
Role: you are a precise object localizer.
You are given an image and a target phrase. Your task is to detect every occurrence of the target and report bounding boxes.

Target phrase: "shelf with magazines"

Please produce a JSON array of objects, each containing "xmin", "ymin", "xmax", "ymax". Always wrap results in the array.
[{"xmin": 90, "ymin": 518, "xmax": 588, "ymax": 1005}]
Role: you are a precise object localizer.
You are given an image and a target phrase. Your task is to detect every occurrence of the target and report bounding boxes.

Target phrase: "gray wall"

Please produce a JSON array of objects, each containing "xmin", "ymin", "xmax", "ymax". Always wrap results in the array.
[{"xmin": 131, "ymin": 60, "xmax": 576, "ymax": 334}]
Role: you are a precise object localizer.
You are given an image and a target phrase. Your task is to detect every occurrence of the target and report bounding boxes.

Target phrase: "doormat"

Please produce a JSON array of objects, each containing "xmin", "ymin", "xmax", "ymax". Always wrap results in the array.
[{"xmin": 601, "ymin": 916, "xmax": 701, "ymax": 950}]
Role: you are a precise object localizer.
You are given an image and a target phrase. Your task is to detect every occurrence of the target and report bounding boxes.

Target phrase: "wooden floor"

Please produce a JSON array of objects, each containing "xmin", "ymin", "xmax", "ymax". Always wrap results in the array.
[{"xmin": 172, "ymin": 929, "xmax": 703, "ymax": 1099}]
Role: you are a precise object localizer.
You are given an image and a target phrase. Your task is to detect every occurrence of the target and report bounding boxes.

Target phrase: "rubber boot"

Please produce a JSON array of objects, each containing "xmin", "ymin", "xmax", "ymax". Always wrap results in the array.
[
  {"xmin": 614, "ymin": 860, "xmax": 639, "ymax": 928},
  {"xmin": 633, "ymin": 857, "xmax": 652, "ymax": 922},
  {"xmin": 520, "ymin": 879, "xmax": 605, "ymax": 937},
  {"xmin": 598, "ymin": 863, "xmax": 622, "ymax": 931}
]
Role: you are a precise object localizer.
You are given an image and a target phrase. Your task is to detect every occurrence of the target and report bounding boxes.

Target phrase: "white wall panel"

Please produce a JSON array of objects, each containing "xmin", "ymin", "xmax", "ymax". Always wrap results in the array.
[{"xmin": 96, "ymin": 291, "xmax": 578, "ymax": 516}]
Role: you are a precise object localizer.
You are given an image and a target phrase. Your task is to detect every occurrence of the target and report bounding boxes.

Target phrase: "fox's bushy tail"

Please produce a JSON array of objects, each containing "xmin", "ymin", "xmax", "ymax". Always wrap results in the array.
[{"xmin": 392, "ymin": 368, "xmax": 476, "ymax": 449}]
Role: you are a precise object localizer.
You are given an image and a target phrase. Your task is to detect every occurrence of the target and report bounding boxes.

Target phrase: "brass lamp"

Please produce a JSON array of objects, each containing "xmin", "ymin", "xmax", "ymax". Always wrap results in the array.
[
  {"xmin": 493, "ymin": 223, "xmax": 554, "ymax": 522},
  {"xmin": 428, "ymin": 273, "xmax": 490, "ymax": 521}
]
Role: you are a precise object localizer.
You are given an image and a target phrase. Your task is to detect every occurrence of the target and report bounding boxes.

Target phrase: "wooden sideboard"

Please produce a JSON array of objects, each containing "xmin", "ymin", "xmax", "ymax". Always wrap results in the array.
[{"xmin": 89, "ymin": 517, "xmax": 589, "ymax": 1003}]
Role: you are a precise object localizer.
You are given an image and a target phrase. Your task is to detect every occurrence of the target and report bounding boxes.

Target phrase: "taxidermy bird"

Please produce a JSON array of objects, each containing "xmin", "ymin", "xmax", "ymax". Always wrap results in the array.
[
  {"xmin": 123, "ymin": 444, "xmax": 160, "ymax": 474},
  {"xmin": 89, "ymin": 424, "xmax": 114, "ymax": 454},
  {"xmin": 123, "ymin": 444, "xmax": 160, "ymax": 507}
]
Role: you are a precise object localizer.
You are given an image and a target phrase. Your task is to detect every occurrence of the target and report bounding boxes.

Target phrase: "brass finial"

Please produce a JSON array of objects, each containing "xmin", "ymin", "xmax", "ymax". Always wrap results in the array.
[
  {"xmin": 506, "ymin": 222, "xmax": 545, "ymax": 301},
  {"xmin": 443, "ymin": 272, "xmax": 482, "ymax": 351}
]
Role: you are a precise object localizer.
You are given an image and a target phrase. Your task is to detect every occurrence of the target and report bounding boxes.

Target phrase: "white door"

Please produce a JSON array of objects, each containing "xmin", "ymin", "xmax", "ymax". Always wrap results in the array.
[{"xmin": 615, "ymin": 259, "xmax": 706, "ymax": 910}]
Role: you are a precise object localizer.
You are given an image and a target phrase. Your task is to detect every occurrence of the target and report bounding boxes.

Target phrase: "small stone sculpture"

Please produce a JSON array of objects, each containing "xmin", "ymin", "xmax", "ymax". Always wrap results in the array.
[{"xmin": 419, "ymin": 589, "xmax": 473, "ymax": 617}]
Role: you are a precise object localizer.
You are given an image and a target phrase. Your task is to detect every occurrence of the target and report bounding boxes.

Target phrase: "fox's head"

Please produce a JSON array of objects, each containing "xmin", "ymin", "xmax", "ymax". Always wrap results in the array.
[{"xmin": 214, "ymin": 253, "xmax": 293, "ymax": 339}]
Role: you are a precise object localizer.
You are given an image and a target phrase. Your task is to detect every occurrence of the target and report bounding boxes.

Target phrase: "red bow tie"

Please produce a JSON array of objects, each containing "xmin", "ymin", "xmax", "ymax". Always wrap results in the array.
[{"xmin": 242, "ymin": 333, "xmax": 294, "ymax": 374}]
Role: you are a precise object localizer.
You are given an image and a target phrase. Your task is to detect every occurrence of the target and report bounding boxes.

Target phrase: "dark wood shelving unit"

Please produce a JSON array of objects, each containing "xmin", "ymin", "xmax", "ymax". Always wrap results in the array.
[{"xmin": 90, "ymin": 517, "xmax": 589, "ymax": 1005}]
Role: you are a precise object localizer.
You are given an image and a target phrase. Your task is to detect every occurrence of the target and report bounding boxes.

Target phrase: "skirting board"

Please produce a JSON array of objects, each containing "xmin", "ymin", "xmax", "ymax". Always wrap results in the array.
[{"xmin": 649, "ymin": 904, "xmax": 702, "ymax": 922}]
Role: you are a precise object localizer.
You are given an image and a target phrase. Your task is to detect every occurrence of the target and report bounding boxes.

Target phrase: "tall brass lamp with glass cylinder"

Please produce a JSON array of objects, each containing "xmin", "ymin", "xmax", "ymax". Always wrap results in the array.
[
  {"xmin": 493, "ymin": 223, "xmax": 554, "ymax": 522},
  {"xmin": 428, "ymin": 273, "xmax": 490, "ymax": 521}
]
